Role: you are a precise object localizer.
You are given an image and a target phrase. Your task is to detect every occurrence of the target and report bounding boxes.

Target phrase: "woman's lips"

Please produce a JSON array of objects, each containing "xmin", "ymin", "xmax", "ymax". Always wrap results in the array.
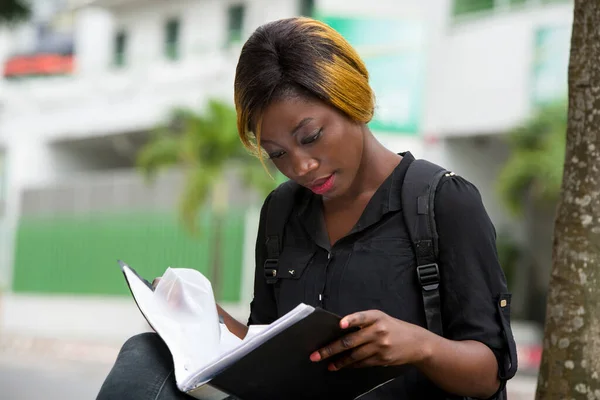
[{"xmin": 309, "ymin": 174, "xmax": 335, "ymax": 195}]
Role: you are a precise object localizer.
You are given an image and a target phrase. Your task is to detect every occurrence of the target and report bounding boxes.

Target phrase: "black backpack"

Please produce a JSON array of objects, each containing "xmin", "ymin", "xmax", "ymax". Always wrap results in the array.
[{"xmin": 261, "ymin": 159, "xmax": 513, "ymax": 399}]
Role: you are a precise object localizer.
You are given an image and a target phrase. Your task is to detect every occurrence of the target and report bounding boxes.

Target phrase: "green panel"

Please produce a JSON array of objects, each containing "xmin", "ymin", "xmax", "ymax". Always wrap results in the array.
[
  {"xmin": 12, "ymin": 210, "xmax": 246, "ymax": 302},
  {"xmin": 219, "ymin": 210, "xmax": 246, "ymax": 302}
]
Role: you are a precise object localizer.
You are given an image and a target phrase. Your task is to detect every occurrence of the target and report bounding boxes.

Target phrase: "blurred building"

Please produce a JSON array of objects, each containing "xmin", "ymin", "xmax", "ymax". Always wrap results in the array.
[{"xmin": 0, "ymin": 0, "xmax": 573, "ymax": 343}]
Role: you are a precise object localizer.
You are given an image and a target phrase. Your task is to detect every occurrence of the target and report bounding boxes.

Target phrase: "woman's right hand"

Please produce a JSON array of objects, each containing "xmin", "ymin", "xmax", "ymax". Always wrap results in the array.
[
  {"xmin": 152, "ymin": 277, "xmax": 161, "ymax": 289},
  {"xmin": 153, "ymin": 276, "xmax": 248, "ymax": 339},
  {"xmin": 216, "ymin": 304, "xmax": 249, "ymax": 340}
]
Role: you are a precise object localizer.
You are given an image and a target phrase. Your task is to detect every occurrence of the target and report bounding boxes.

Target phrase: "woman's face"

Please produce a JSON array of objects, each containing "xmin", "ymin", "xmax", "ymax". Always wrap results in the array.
[{"xmin": 259, "ymin": 96, "xmax": 365, "ymax": 199}]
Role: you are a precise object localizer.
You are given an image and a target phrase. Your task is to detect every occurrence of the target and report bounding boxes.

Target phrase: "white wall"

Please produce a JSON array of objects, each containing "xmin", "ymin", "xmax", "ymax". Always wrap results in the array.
[
  {"xmin": 319, "ymin": 0, "xmax": 429, "ymax": 18},
  {"xmin": 74, "ymin": 6, "xmax": 115, "ymax": 77},
  {"xmin": 426, "ymin": 3, "xmax": 574, "ymax": 137},
  {"xmin": 0, "ymin": 293, "xmax": 250, "ymax": 344},
  {"xmin": 1, "ymin": 294, "xmax": 150, "ymax": 344},
  {"xmin": 0, "ymin": 29, "xmax": 12, "ymax": 291},
  {"xmin": 0, "ymin": 28, "xmax": 15, "ymax": 144}
]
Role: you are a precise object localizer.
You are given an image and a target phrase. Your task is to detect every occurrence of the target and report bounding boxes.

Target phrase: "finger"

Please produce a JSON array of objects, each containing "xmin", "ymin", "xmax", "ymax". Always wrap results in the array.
[
  {"xmin": 310, "ymin": 329, "xmax": 370, "ymax": 362},
  {"xmin": 341, "ymin": 310, "xmax": 381, "ymax": 329},
  {"xmin": 328, "ymin": 343, "xmax": 379, "ymax": 371},
  {"xmin": 312, "ymin": 322, "xmax": 382, "ymax": 362}
]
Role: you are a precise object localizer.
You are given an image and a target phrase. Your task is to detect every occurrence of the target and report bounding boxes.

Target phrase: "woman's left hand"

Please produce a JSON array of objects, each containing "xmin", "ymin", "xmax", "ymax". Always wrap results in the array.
[{"xmin": 310, "ymin": 310, "xmax": 433, "ymax": 371}]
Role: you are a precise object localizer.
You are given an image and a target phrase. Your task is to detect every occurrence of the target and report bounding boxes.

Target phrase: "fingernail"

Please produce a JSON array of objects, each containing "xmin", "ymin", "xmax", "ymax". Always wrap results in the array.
[
  {"xmin": 310, "ymin": 352, "xmax": 321, "ymax": 362},
  {"xmin": 340, "ymin": 319, "xmax": 349, "ymax": 329},
  {"xmin": 328, "ymin": 364, "xmax": 337, "ymax": 371}
]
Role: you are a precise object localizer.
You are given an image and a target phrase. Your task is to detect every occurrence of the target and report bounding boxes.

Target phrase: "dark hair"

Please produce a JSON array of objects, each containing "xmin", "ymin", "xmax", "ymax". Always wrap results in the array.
[{"xmin": 234, "ymin": 17, "xmax": 374, "ymax": 157}]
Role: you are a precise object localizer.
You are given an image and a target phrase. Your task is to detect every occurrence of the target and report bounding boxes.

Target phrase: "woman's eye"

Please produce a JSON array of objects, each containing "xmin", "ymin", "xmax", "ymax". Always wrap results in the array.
[
  {"xmin": 302, "ymin": 128, "xmax": 323, "ymax": 145},
  {"xmin": 268, "ymin": 150, "xmax": 285, "ymax": 159}
]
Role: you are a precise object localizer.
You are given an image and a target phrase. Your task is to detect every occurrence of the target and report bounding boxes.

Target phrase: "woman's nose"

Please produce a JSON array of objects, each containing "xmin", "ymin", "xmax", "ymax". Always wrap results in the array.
[{"xmin": 291, "ymin": 154, "xmax": 318, "ymax": 177}]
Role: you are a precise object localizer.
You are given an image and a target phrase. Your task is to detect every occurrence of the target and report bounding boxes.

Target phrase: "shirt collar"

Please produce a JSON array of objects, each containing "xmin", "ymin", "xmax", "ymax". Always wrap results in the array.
[
  {"xmin": 386, "ymin": 151, "xmax": 414, "ymax": 212},
  {"xmin": 295, "ymin": 152, "xmax": 415, "ymax": 248}
]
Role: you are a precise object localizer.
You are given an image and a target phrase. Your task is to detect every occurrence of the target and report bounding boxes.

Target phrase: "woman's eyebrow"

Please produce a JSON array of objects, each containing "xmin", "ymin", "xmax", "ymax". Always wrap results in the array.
[{"xmin": 291, "ymin": 117, "xmax": 314, "ymax": 136}]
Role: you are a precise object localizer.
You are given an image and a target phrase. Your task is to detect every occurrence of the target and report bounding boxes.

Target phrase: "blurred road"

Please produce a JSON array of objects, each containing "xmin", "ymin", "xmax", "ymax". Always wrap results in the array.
[
  {"xmin": 0, "ymin": 341, "xmax": 537, "ymax": 400},
  {"xmin": 0, "ymin": 353, "xmax": 111, "ymax": 400},
  {"xmin": 506, "ymin": 376, "xmax": 538, "ymax": 400}
]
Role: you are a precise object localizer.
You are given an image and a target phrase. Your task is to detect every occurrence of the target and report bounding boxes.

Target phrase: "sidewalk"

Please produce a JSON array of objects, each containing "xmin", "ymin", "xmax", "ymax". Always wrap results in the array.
[
  {"xmin": 0, "ymin": 332, "xmax": 121, "ymax": 366},
  {"xmin": 0, "ymin": 332, "xmax": 537, "ymax": 400},
  {"xmin": 0, "ymin": 333, "xmax": 114, "ymax": 400}
]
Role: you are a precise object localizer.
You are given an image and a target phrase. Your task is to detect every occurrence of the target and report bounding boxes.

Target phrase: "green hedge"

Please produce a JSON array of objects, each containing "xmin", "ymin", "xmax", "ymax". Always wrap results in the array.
[{"xmin": 12, "ymin": 210, "xmax": 247, "ymax": 302}]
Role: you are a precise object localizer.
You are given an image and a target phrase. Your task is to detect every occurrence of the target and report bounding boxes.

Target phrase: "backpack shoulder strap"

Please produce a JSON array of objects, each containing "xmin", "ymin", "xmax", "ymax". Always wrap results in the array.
[
  {"xmin": 401, "ymin": 158, "xmax": 450, "ymax": 336},
  {"xmin": 264, "ymin": 180, "xmax": 301, "ymax": 284}
]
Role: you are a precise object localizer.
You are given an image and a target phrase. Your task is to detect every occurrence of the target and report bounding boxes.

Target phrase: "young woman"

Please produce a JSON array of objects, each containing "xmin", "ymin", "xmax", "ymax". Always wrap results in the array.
[{"xmin": 97, "ymin": 17, "xmax": 516, "ymax": 400}]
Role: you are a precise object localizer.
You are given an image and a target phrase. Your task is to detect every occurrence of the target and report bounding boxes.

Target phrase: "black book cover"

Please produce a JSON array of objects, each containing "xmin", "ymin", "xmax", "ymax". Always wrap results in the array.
[
  {"xmin": 118, "ymin": 260, "xmax": 406, "ymax": 399},
  {"xmin": 206, "ymin": 308, "xmax": 407, "ymax": 400}
]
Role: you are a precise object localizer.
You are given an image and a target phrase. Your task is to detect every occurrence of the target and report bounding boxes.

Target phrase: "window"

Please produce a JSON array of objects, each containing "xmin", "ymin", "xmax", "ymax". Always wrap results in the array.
[
  {"xmin": 227, "ymin": 4, "xmax": 245, "ymax": 45},
  {"xmin": 452, "ymin": 0, "xmax": 494, "ymax": 16},
  {"xmin": 299, "ymin": 0, "xmax": 315, "ymax": 17},
  {"xmin": 113, "ymin": 30, "xmax": 127, "ymax": 67},
  {"xmin": 165, "ymin": 18, "xmax": 181, "ymax": 61}
]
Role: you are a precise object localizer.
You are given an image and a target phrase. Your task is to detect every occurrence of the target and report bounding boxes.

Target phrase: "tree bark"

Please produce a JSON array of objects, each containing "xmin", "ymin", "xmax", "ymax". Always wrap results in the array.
[{"xmin": 536, "ymin": 1, "xmax": 600, "ymax": 398}]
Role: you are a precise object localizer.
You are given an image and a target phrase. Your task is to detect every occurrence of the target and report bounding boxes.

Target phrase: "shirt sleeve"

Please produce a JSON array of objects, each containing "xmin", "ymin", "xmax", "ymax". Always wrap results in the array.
[
  {"xmin": 247, "ymin": 192, "xmax": 279, "ymax": 326},
  {"xmin": 435, "ymin": 174, "xmax": 517, "ymax": 382}
]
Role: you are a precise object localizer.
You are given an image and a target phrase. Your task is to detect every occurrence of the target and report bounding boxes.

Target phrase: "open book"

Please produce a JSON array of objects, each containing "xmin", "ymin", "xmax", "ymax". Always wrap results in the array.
[{"xmin": 119, "ymin": 260, "xmax": 407, "ymax": 400}]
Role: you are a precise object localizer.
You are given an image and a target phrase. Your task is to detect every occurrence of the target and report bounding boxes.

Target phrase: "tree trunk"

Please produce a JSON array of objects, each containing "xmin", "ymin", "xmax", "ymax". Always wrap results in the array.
[{"xmin": 535, "ymin": 1, "xmax": 600, "ymax": 398}]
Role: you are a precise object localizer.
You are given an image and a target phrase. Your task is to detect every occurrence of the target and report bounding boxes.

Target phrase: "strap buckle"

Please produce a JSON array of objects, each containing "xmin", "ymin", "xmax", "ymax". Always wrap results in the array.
[
  {"xmin": 264, "ymin": 259, "xmax": 278, "ymax": 284},
  {"xmin": 417, "ymin": 263, "xmax": 440, "ymax": 291}
]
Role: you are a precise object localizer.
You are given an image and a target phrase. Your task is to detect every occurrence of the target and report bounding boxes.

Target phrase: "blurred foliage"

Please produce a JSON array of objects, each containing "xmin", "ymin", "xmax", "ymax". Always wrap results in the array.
[
  {"xmin": 495, "ymin": 232, "xmax": 522, "ymax": 290},
  {"xmin": 497, "ymin": 101, "xmax": 568, "ymax": 216},
  {"xmin": 137, "ymin": 99, "xmax": 278, "ymax": 233},
  {"xmin": 0, "ymin": 0, "xmax": 30, "ymax": 25}
]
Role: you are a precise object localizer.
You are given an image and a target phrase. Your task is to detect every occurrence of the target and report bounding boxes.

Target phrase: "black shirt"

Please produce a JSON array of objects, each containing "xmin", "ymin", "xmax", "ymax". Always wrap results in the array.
[{"xmin": 247, "ymin": 152, "xmax": 511, "ymax": 399}]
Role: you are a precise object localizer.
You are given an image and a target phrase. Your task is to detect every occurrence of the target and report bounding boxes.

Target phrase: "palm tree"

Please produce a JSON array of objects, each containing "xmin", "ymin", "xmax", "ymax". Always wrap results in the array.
[
  {"xmin": 497, "ymin": 101, "xmax": 567, "ymax": 215},
  {"xmin": 136, "ymin": 99, "xmax": 278, "ymax": 298},
  {"xmin": 0, "ymin": 0, "xmax": 30, "ymax": 25},
  {"xmin": 496, "ymin": 100, "xmax": 567, "ymax": 322}
]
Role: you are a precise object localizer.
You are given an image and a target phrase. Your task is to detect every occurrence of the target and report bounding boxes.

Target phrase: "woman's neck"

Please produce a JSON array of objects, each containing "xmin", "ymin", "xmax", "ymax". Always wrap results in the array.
[{"xmin": 331, "ymin": 130, "xmax": 402, "ymax": 206}]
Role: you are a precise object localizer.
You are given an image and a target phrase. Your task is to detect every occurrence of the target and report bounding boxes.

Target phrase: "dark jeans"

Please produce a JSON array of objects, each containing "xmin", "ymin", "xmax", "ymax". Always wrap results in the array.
[{"xmin": 97, "ymin": 332, "xmax": 195, "ymax": 400}]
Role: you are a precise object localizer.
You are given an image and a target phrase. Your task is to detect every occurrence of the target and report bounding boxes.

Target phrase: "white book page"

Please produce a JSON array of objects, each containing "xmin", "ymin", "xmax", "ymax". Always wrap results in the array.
[
  {"xmin": 122, "ymin": 263, "xmax": 314, "ymax": 393},
  {"xmin": 123, "ymin": 266, "xmax": 224, "ymax": 387},
  {"xmin": 182, "ymin": 303, "xmax": 315, "ymax": 392}
]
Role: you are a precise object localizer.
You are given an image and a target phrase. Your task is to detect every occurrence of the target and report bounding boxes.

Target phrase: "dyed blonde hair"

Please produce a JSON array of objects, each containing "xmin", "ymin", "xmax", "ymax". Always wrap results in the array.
[{"xmin": 233, "ymin": 17, "xmax": 374, "ymax": 159}]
